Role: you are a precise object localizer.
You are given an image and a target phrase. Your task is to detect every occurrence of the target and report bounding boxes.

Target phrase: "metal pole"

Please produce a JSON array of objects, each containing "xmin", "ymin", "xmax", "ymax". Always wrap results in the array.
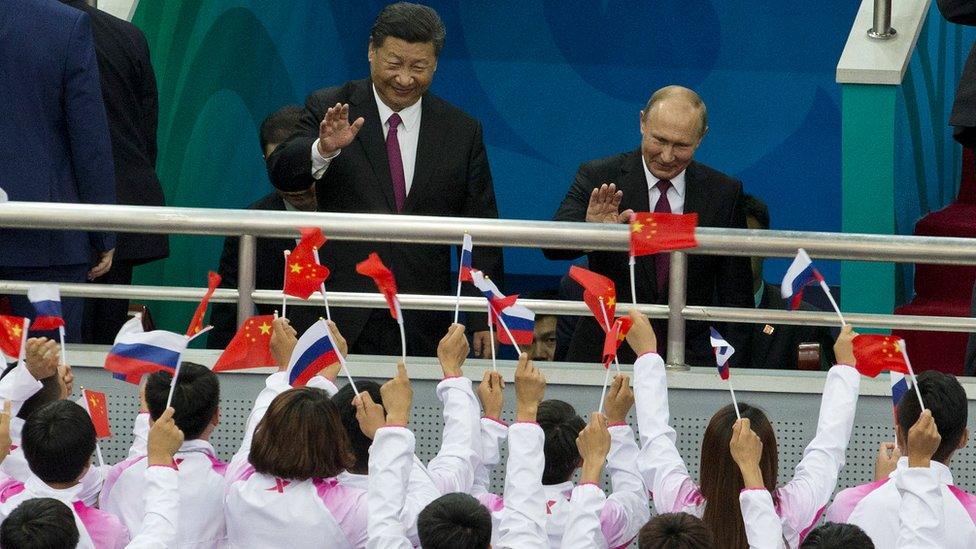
[
  {"xmin": 237, "ymin": 235, "xmax": 257, "ymax": 328},
  {"xmin": 867, "ymin": 0, "xmax": 896, "ymax": 40},
  {"xmin": 666, "ymin": 251, "xmax": 688, "ymax": 371}
]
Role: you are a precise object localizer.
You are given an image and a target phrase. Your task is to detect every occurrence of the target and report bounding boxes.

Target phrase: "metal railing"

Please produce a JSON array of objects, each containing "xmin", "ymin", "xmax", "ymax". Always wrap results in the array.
[
  {"xmin": 868, "ymin": 0, "xmax": 897, "ymax": 39},
  {"xmin": 2, "ymin": 202, "xmax": 976, "ymax": 368}
]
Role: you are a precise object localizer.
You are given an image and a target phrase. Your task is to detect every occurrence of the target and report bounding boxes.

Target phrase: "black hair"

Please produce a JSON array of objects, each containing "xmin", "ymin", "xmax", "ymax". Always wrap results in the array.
[
  {"xmin": 146, "ymin": 362, "xmax": 219, "ymax": 440},
  {"xmin": 370, "ymin": 2, "xmax": 446, "ymax": 55},
  {"xmin": 417, "ymin": 493, "xmax": 492, "ymax": 549},
  {"xmin": 332, "ymin": 380, "xmax": 383, "ymax": 473},
  {"xmin": 537, "ymin": 399, "xmax": 585, "ymax": 484},
  {"xmin": 801, "ymin": 522, "xmax": 874, "ymax": 548},
  {"xmin": 896, "ymin": 369, "xmax": 968, "ymax": 463},
  {"xmin": 21, "ymin": 400, "xmax": 95, "ymax": 484},
  {"xmin": 0, "ymin": 498, "xmax": 79, "ymax": 549},
  {"xmin": 0, "ymin": 363, "xmax": 61, "ymax": 421},
  {"xmin": 638, "ymin": 512, "xmax": 715, "ymax": 549},
  {"xmin": 259, "ymin": 105, "xmax": 304, "ymax": 154},
  {"xmin": 743, "ymin": 194, "xmax": 770, "ymax": 230}
]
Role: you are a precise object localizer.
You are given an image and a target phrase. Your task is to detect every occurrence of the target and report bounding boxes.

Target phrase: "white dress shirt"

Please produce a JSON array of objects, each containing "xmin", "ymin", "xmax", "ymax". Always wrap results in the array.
[
  {"xmin": 642, "ymin": 159, "xmax": 686, "ymax": 214},
  {"xmin": 310, "ymin": 85, "xmax": 422, "ymax": 196}
]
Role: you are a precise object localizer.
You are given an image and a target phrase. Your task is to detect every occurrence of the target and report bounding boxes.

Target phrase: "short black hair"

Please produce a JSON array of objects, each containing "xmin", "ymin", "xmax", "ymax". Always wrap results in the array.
[
  {"xmin": 332, "ymin": 380, "xmax": 383, "ymax": 473},
  {"xmin": 801, "ymin": 522, "xmax": 874, "ymax": 548},
  {"xmin": 639, "ymin": 512, "xmax": 715, "ymax": 549},
  {"xmin": 146, "ymin": 362, "xmax": 219, "ymax": 440},
  {"xmin": 896, "ymin": 369, "xmax": 968, "ymax": 463},
  {"xmin": 0, "ymin": 498, "xmax": 79, "ymax": 549},
  {"xmin": 22, "ymin": 400, "xmax": 95, "ymax": 484},
  {"xmin": 537, "ymin": 399, "xmax": 585, "ymax": 484},
  {"xmin": 0, "ymin": 363, "xmax": 60, "ymax": 421},
  {"xmin": 417, "ymin": 493, "xmax": 492, "ymax": 549},
  {"xmin": 370, "ymin": 2, "xmax": 446, "ymax": 56},
  {"xmin": 743, "ymin": 194, "xmax": 770, "ymax": 230},
  {"xmin": 259, "ymin": 105, "xmax": 303, "ymax": 153}
]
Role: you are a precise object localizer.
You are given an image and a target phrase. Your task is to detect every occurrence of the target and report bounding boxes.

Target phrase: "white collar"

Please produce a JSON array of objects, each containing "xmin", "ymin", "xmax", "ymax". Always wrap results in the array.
[
  {"xmin": 372, "ymin": 84, "xmax": 422, "ymax": 132},
  {"xmin": 641, "ymin": 157, "xmax": 687, "ymax": 197},
  {"xmin": 893, "ymin": 456, "xmax": 955, "ymax": 485},
  {"xmin": 26, "ymin": 475, "xmax": 83, "ymax": 503},
  {"xmin": 544, "ymin": 480, "xmax": 575, "ymax": 499},
  {"xmin": 177, "ymin": 439, "xmax": 217, "ymax": 456}
]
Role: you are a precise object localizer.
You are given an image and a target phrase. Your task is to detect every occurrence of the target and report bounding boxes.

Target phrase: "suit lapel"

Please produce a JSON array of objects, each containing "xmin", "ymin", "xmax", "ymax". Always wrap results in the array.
[
  {"xmin": 682, "ymin": 162, "xmax": 708, "ymax": 218},
  {"xmin": 403, "ymin": 95, "xmax": 445, "ymax": 213},
  {"xmin": 350, "ymin": 80, "xmax": 397, "ymax": 212}
]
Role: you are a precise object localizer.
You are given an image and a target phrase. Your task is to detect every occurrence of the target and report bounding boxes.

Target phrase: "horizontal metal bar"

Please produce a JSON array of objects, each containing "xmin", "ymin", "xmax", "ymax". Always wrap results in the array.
[
  {"xmin": 2, "ymin": 202, "xmax": 976, "ymax": 263},
  {"xmin": 3, "ymin": 280, "xmax": 973, "ymax": 333}
]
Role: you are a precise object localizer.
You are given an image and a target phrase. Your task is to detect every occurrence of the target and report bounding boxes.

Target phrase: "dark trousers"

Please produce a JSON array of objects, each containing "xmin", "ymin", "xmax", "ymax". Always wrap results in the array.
[
  {"xmin": 83, "ymin": 260, "xmax": 134, "ymax": 345},
  {"xmin": 0, "ymin": 264, "xmax": 87, "ymax": 343}
]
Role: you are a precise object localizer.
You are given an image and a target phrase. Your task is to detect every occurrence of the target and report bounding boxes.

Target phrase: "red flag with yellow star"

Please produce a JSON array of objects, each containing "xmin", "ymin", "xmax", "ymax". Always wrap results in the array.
[
  {"xmin": 629, "ymin": 212, "xmax": 699, "ymax": 257},
  {"xmin": 852, "ymin": 335, "xmax": 910, "ymax": 378},
  {"xmin": 356, "ymin": 253, "xmax": 400, "ymax": 319},
  {"xmin": 186, "ymin": 271, "xmax": 222, "ymax": 337},
  {"xmin": 0, "ymin": 315, "xmax": 27, "ymax": 360},
  {"xmin": 569, "ymin": 266, "xmax": 617, "ymax": 331},
  {"xmin": 284, "ymin": 229, "xmax": 330, "ymax": 300},
  {"xmin": 602, "ymin": 316, "xmax": 633, "ymax": 368},
  {"xmin": 80, "ymin": 389, "xmax": 111, "ymax": 439},
  {"xmin": 212, "ymin": 315, "xmax": 276, "ymax": 372}
]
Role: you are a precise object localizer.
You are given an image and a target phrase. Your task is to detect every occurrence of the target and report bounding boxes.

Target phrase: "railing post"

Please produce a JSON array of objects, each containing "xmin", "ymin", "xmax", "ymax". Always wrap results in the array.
[
  {"xmin": 666, "ymin": 251, "xmax": 689, "ymax": 370},
  {"xmin": 867, "ymin": 0, "xmax": 896, "ymax": 40},
  {"xmin": 237, "ymin": 235, "xmax": 257, "ymax": 328}
]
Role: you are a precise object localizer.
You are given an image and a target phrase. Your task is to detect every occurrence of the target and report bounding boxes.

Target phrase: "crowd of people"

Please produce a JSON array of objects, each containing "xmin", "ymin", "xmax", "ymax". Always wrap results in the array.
[{"xmin": 0, "ymin": 310, "xmax": 968, "ymax": 548}]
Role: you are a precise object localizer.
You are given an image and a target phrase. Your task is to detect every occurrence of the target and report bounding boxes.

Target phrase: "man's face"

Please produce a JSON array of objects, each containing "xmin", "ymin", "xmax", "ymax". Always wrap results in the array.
[
  {"xmin": 746, "ymin": 215, "xmax": 764, "ymax": 286},
  {"xmin": 639, "ymin": 99, "xmax": 705, "ymax": 181},
  {"xmin": 530, "ymin": 316, "xmax": 558, "ymax": 362},
  {"xmin": 368, "ymin": 37, "xmax": 437, "ymax": 112}
]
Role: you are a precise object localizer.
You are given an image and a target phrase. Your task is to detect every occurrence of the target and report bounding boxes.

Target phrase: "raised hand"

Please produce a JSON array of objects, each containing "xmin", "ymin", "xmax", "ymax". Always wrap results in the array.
[
  {"xmin": 381, "ymin": 362, "xmax": 413, "ymax": 426},
  {"xmin": 908, "ymin": 410, "xmax": 942, "ymax": 468},
  {"xmin": 437, "ymin": 323, "xmax": 469, "ymax": 378},
  {"xmin": 585, "ymin": 183, "xmax": 634, "ymax": 224},
  {"xmin": 477, "ymin": 370, "xmax": 505, "ymax": 420},
  {"xmin": 729, "ymin": 418, "xmax": 765, "ymax": 489},
  {"xmin": 625, "ymin": 309, "xmax": 657, "ymax": 356},
  {"xmin": 270, "ymin": 317, "xmax": 298, "ymax": 371},
  {"xmin": 147, "ymin": 407, "xmax": 185, "ymax": 467},
  {"xmin": 576, "ymin": 412, "xmax": 611, "ymax": 484},
  {"xmin": 353, "ymin": 392, "xmax": 386, "ymax": 440},
  {"xmin": 603, "ymin": 374, "xmax": 634, "ymax": 424},
  {"xmin": 514, "ymin": 353, "xmax": 546, "ymax": 423},
  {"xmin": 833, "ymin": 325, "xmax": 858, "ymax": 367},
  {"xmin": 317, "ymin": 103, "xmax": 365, "ymax": 157},
  {"xmin": 874, "ymin": 441, "xmax": 901, "ymax": 480},
  {"xmin": 24, "ymin": 338, "xmax": 59, "ymax": 381},
  {"xmin": 327, "ymin": 320, "xmax": 348, "ymax": 358}
]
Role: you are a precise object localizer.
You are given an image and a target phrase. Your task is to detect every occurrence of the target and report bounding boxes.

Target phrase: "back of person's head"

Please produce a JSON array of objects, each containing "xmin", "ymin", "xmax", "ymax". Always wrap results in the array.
[
  {"xmin": 896, "ymin": 369, "xmax": 968, "ymax": 463},
  {"xmin": 146, "ymin": 362, "xmax": 219, "ymax": 440},
  {"xmin": 537, "ymin": 399, "xmax": 585, "ymax": 484},
  {"xmin": 638, "ymin": 512, "xmax": 715, "ymax": 549},
  {"xmin": 370, "ymin": 2, "xmax": 446, "ymax": 55},
  {"xmin": 699, "ymin": 403, "xmax": 777, "ymax": 548},
  {"xmin": 801, "ymin": 522, "xmax": 874, "ymax": 548},
  {"xmin": 22, "ymin": 400, "xmax": 95, "ymax": 485},
  {"xmin": 742, "ymin": 194, "xmax": 770, "ymax": 230},
  {"xmin": 1, "ymin": 363, "xmax": 61, "ymax": 421},
  {"xmin": 333, "ymin": 380, "xmax": 383, "ymax": 473},
  {"xmin": 259, "ymin": 105, "xmax": 303, "ymax": 155},
  {"xmin": 0, "ymin": 498, "xmax": 79, "ymax": 549},
  {"xmin": 417, "ymin": 493, "xmax": 491, "ymax": 549},
  {"xmin": 249, "ymin": 387, "xmax": 353, "ymax": 480}
]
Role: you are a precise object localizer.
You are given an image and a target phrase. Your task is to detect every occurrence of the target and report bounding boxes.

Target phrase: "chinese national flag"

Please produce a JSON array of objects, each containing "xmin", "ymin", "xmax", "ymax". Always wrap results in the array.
[
  {"xmin": 284, "ymin": 228, "xmax": 330, "ymax": 299},
  {"xmin": 213, "ymin": 315, "xmax": 276, "ymax": 372},
  {"xmin": 186, "ymin": 271, "xmax": 222, "ymax": 337},
  {"xmin": 0, "ymin": 315, "xmax": 27, "ymax": 359},
  {"xmin": 569, "ymin": 266, "xmax": 616, "ymax": 331},
  {"xmin": 82, "ymin": 389, "xmax": 112, "ymax": 439},
  {"xmin": 356, "ymin": 253, "xmax": 400, "ymax": 319},
  {"xmin": 852, "ymin": 335, "xmax": 910, "ymax": 378},
  {"xmin": 602, "ymin": 316, "xmax": 633, "ymax": 368},
  {"xmin": 629, "ymin": 212, "xmax": 699, "ymax": 257}
]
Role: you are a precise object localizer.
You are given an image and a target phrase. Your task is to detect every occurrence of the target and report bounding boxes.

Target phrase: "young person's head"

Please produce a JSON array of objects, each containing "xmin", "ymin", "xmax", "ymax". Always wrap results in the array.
[
  {"xmin": 896, "ymin": 370, "xmax": 969, "ymax": 464},
  {"xmin": 0, "ymin": 498, "xmax": 79, "ymax": 549},
  {"xmin": 333, "ymin": 380, "xmax": 383, "ymax": 474},
  {"xmin": 417, "ymin": 492, "xmax": 491, "ymax": 549},
  {"xmin": 22, "ymin": 400, "xmax": 95, "ymax": 486},
  {"xmin": 146, "ymin": 362, "xmax": 219, "ymax": 441},
  {"xmin": 699, "ymin": 403, "xmax": 777, "ymax": 548},
  {"xmin": 537, "ymin": 399, "xmax": 585, "ymax": 485},
  {"xmin": 259, "ymin": 105, "xmax": 303, "ymax": 158},
  {"xmin": 249, "ymin": 387, "xmax": 353, "ymax": 480},
  {"xmin": 801, "ymin": 522, "xmax": 874, "ymax": 548},
  {"xmin": 638, "ymin": 512, "xmax": 715, "ymax": 549}
]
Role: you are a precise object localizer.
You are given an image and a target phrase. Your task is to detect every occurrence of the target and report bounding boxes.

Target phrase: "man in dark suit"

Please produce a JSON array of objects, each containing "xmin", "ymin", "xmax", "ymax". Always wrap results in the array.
[
  {"xmin": 0, "ymin": 0, "xmax": 116, "ymax": 342},
  {"xmin": 58, "ymin": 0, "xmax": 170, "ymax": 344},
  {"xmin": 267, "ymin": 2, "xmax": 502, "ymax": 358},
  {"xmin": 209, "ymin": 106, "xmax": 320, "ymax": 349},
  {"xmin": 545, "ymin": 86, "xmax": 753, "ymax": 366}
]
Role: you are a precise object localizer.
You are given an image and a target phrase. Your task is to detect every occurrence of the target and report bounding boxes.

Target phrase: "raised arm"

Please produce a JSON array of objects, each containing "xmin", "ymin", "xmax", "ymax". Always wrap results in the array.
[
  {"xmin": 560, "ymin": 412, "xmax": 612, "ymax": 549},
  {"xmin": 600, "ymin": 374, "xmax": 650, "ymax": 547},
  {"xmin": 731, "ymin": 418, "xmax": 785, "ymax": 549},
  {"xmin": 473, "ymin": 370, "xmax": 507, "ymax": 497},
  {"xmin": 127, "ymin": 407, "xmax": 184, "ymax": 549},
  {"xmin": 895, "ymin": 410, "xmax": 945, "ymax": 549}
]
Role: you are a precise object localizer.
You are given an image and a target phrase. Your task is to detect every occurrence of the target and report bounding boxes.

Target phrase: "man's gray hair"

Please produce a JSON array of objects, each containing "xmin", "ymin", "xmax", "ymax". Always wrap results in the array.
[{"xmin": 643, "ymin": 85, "xmax": 708, "ymax": 136}]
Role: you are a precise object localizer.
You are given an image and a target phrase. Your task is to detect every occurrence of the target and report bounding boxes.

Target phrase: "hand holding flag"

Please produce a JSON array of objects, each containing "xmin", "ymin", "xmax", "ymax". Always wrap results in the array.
[{"xmin": 287, "ymin": 319, "xmax": 356, "ymax": 392}]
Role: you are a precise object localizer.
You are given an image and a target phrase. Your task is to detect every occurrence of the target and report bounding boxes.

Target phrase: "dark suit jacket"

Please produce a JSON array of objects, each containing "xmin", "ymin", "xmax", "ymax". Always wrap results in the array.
[
  {"xmin": 208, "ymin": 193, "xmax": 320, "ymax": 349},
  {"xmin": 266, "ymin": 79, "xmax": 502, "ymax": 356},
  {"xmin": 751, "ymin": 283, "xmax": 836, "ymax": 370},
  {"xmin": 940, "ymin": 0, "xmax": 976, "ymax": 128},
  {"xmin": 545, "ymin": 151, "xmax": 753, "ymax": 366},
  {"xmin": 0, "ymin": 0, "xmax": 116, "ymax": 267},
  {"xmin": 61, "ymin": 0, "xmax": 167, "ymax": 264}
]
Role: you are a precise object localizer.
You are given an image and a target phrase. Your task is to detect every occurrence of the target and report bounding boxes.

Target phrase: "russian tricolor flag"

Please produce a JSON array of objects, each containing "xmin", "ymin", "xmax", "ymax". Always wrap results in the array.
[
  {"xmin": 459, "ymin": 234, "xmax": 474, "ymax": 282},
  {"xmin": 781, "ymin": 249, "xmax": 825, "ymax": 310},
  {"xmin": 890, "ymin": 371, "xmax": 911, "ymax": 410},
  {"xmin": 104, "ymin": 326, "xmax": 187, "ymax": 380},
  {"xmin": 470, "ymin": 270, "xmax": 535, "ymax": 346},
  {"xmin": 27, "ymin": 285, "xmax": 64, "ymax": 331},
  {"xmin": 287, "ymin": 319, "xmax": 341, "ymax": 387},
  {"xmin": 709, "ymin": 327, "xmax": 735, "ymax": 380}
]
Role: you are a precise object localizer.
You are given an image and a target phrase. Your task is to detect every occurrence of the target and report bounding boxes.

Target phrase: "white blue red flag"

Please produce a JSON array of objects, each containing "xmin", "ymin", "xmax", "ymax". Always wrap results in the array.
[
  {"xmin": 890, "ymin": 371, "xmax": 911, "ymax": 410},
  {"xmin": 781, "ymin": 249, "xmax": 824, "ymax": 310},
  {"xmin": 470, "ymin": 270, "xmax": 534, "ymax": 345},
  {"xmin": 709, "ymin": 327, "xmax": 735, "ymax": 380},
  {"xmin": 287, "ymin": 319, "xmax": 342, "ymax": 387},
  {"xmin": 104, "ymin": 319, "xmax": 186, "ymax": 380},
  {"xmin": 27, "ymin": 284, "xmax": 64, "ymax": 331},
  {"xmin": 459, "ymin": 233, "xmax": 474, "ymax": 282}
]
